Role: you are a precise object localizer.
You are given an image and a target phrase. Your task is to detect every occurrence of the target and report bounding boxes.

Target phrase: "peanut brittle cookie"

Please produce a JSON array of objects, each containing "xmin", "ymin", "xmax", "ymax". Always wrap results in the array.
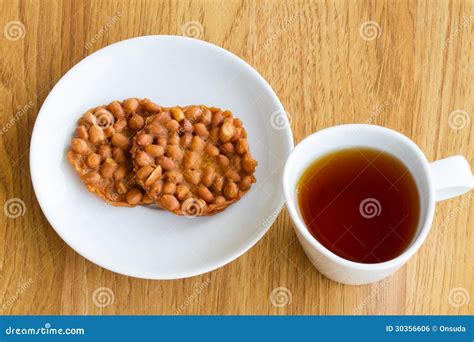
[
  {"xmin": 131, "ymin": 105, "xmax": 258, "ymax": 216},
  {"xmin": 67, "ymin": 98, "xmax": 161, "ymax": 206}
]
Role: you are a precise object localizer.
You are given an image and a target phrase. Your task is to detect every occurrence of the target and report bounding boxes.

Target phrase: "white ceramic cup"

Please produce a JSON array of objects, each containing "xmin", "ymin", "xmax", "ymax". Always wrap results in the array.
[{"xmin": 283, "ymin": 124, "xmax": 473, "ymax": 285}]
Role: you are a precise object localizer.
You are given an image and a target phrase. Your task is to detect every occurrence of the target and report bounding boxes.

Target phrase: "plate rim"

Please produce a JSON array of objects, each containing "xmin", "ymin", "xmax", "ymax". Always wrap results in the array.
[{"xmin": 29, "ymin": 35, "xmax": 294, "ymax": 279}]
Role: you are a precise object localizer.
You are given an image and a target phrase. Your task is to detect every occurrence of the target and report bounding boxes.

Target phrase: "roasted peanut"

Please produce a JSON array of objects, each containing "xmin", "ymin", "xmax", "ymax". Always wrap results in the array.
[
  {"xmin": 149, "ymin": 181, "xmax": 163, "ymax": 197},
  {"xmin": 114, "ymin": 119, "xmax": 127, "ymax": 133},
  {"xmin": 221, "ymin": 142, "xmax": 234, "ymax": 154},
  {"xmin": 190, "ymin": 136, "xmax": 205, "ymax": 151},
  {"xmin": 216, "ymin": 154, "xmax": 230, "ymax": 167},
  {"xmin": 126, "ymin": 188, "xmax": 142, "ymax": 205},
  {"xmin": 114, "ymin": 164, "xmax": 128, "ymax": 181},
  {"xmin": 162, "ymin": 182, "xmax": 177, "ymax": 195},
  {"xmin": 194, "ymin": 123, "xmax": 209, "ymax": 138},
  {"xmin": 223, "ymin": 181, "xmax": 239, "ymax": 199},
  {"xmin": 213, "ymin": 176, "xmax": 224, "ymax": 192},
  {"xmin": 211, "ymin": 111, "xmax": 223, "ymax": 127},
  {"xmin": 166, "ymin": 119, "xmax": 180, "ymax": 132},
  {"xmin": 142, "ymin": 194, "xmax": 153, "ymax": 204},
  {"xmin": 157, "ymin": 137, "xmax": 167, "ymax": 147},
  {"xmin": 232, "ymin": 127, "xmax": 245, "ymax": 142},
  {"xmin": 88, "ymin": 125, "xmax": 105, "ymax": 143},
  {"xmin": 75, "ymin": 125, "xmax": 88, "ymax": 139},
  {"xmin": 86, "ymin": 153, "xmax": 101, "ymax": 168},
  {"xmin": 157, "ymin": 156, "xmax": 176, "ymax": 170},
  {"xmin": 184, "ymin": 169, "xmax": 202, "ymax": 185},
  {"xmin": 170, "ymin": 107, "xmax": 185, "ymax": 121},
  {"xmin": 123, "ymin": 98, "xmax": 139, "ymax": 113},
  {"xmin": 209, "ymin": 127, "xmax": 219, "ymax": 141},
  {"xmin": 84, "ymin": 171, "xmax": 100, "ymax": 183},
  {"xmin": 197, "ymin": 185, "xmax": 214, "ymax": 203},
  {"xmin": 220, "ymin": 122, "xmax": 235, "ymax": 142},
  {"xmin": 115, "ymin": 180, "xmax": 128, "ymax": 194},
  {"xmin": 165, "ymin": 170, "xmax": 184, "ymax": 184},
  {"xmin": 176, "ymin": 184, "xmax": 190, "ymax": 200},
  {"xmin": 233, "ymin": 118, "xmax": 242, "ymax": 127},
  {"xmin": 144, "ymin": 144, "xmax": 164, "ymax": 158},
  {"xmin": 153, "ymin": 112, "xmax": 172, "ymax": 124},
  {"xmin": 235, "ymin": 138, "xmax": 248, "ymax": 154},
  {"xmin": 112, "ymin": 147, "xmax": 126, "ymax": 163},
  {"xmin": 100, "ymin": 158, "xmax": 118, "ymax": 178},
  {"xmin": 161, "ymin": 194, "xmax": 180, "ymax": 211},
  {"xmin": 71, "ymin": 138, "xmax": 89, "ymax": 154},
  {"xmin": 232, "ymin": 155, "xmax": 241, "ymax": 171},
  {"xmin": 135, "ymin": 151, "xmax": 154, "ymax": 167},
  {"xmin": 82, "ymin": 112, "xmax": 97, "ymax": 125},
  {"xmin": 97, "ymin": 145, "xmax": 112, "ymax": 159},
  {"xmin": 111, "ymin": 133, "xmax": 130, "ymax": 150},
  {"xmin": 128, "ymin": 114, "xmax": 144, "ymax": 131},
  {"xmin": 205, "ymin": 144, "xmax": 220, "ymax": 157},
  {"xmin": 145, "ymin": 166, "xmax": 163, "ymax": 187},
  {"xmin": 113, "ymin": 164, "xmax": 128, "ymax": 181},
  {"xmin": 201, "ymin": 109, "xmax": 212, "ymax": 125},
  {"xmin": 136, "ymin": 133, "xmax": 153, "ymax": 146},
  {"xmin": 108, "ymin": 101, "xmax": 126, "ymax": 119},
  {"xmin": 183, "ymin": 151, "xmax": 200, "ymax": 169},
  {"xmin": 136, "ymin": 165, "xmax": 154, "ymax": 180},
  {"xmin": 239, "ymin": 175, "xmax": 253, "ymax": 191},
  {"xmin": 225, "ymin": 169, "xmax": 241, "ymax": 182},
  {"xmin": 169, "ymin": 133, "xmax": 180, "ymax": 145},
  {"xmin": 180, "ymin": 133, "xmax": 192, "ymax": 147},
  {"xmin": 148, "ymin": 123, "xmax": 168, "ymax": 138},
  {"xmin": 201, "ymin": 166, "xmax": 216, "ymax": 187},
  {"xmin": 242, "ymin": 154, "xmax": 257, "ymax": 173},
  {"xmin": 185, "ymin": 106, "xmax": 202, "ymax": 120},
  {"xmin": 142, "ymin": 101, "xmax": 161, "ymax": 113},
  {"xmin": 166, "ymin": 145, "xmax": 183, "ymax": 161},
  {"xmin": 103, "ymin": 126, "xmax": 115, "ymax": 138},
  {"xmin": 215, "ymin": 195, "xmax": 226, "ymax": 205}
]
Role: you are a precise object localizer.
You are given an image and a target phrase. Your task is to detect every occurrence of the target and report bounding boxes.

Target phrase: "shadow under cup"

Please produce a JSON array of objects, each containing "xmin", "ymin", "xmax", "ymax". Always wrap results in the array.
[{"xmin": 284, "ymin": 125, "xmax": 436, "ymax": 284}]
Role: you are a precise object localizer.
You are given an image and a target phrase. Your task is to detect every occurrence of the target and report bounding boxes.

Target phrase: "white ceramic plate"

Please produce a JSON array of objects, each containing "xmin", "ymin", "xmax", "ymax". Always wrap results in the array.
[{"xmin": 30, "ymin": 35, "xmax": 293, "ymax": 279}]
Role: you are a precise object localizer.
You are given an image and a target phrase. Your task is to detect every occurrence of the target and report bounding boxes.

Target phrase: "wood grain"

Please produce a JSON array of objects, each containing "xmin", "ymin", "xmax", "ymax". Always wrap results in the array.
[{"xmin": 0, "ymin": 0, "xmax": 472, "ymax": 315}]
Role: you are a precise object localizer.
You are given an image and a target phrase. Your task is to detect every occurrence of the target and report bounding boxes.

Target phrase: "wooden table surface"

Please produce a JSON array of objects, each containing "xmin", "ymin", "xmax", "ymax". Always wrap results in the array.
[{"xmin": 0, "ymin": 0, "xmax": 473, "ymax": 315}]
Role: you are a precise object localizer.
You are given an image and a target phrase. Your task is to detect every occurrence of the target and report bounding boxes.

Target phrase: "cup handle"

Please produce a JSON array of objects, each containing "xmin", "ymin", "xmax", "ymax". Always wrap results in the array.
[{"xmin": 429, "ymin": 156, "xmax": 474, "ymax": 202}]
